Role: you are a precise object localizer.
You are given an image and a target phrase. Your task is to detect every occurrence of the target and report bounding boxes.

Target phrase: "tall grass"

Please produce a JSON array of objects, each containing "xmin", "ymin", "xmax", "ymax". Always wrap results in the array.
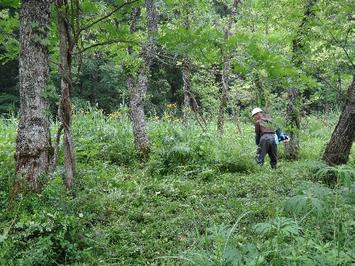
[{"xmin": 0, "ymin": 108, "xmax": 354, "ymax": 265}]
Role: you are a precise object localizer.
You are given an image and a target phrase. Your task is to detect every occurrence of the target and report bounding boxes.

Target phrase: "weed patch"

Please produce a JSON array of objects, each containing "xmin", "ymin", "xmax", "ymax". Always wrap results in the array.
[{"xmin": 0, "ymin": 111, "xmax": 354, "ymax": 265}]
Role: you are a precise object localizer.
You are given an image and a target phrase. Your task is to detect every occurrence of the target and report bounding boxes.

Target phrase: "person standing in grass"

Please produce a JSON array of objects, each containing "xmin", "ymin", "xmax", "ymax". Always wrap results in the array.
[{"xmin": 252, "ymin": 107, "xmax": 277, "ymax": 169}]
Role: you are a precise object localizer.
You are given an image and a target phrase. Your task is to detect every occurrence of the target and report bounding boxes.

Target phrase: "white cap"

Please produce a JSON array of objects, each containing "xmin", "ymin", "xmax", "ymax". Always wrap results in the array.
[{"xmin": 251, "ymin": 107, "xmax": 263, "ymax": 117}]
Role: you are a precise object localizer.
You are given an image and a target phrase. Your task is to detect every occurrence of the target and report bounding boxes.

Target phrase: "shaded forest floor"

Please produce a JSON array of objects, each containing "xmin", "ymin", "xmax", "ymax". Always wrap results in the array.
[{"xmin": 0, "ymin": 109, "xmax": 354, "ymax": 265}]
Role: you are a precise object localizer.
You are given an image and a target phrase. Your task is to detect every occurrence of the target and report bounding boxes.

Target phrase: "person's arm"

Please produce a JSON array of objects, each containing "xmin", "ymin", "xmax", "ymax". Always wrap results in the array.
[{"xmin": 255, "ymin": 121, "xmax": 261, "ymax": 145}]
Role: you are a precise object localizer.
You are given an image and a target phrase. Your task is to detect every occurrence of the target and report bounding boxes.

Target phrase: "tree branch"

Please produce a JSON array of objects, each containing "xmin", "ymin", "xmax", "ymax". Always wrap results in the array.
[
  {"xmin": 78, "ymin": 0, "xmax": 139, "ymax": 35},
  {"xmin": 328, "ymin": 30, "xmax": 355, "ymax": 70},
  {"xmin": 73, "ymin": 39, "xmax": 140, "ymax": 55}
]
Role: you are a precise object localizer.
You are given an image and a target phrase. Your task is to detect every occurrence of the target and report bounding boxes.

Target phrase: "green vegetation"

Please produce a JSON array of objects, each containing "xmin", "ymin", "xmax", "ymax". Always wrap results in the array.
[
  {"xmin": 1, "ymin": 109, "xmax": 354, "ymax": 265},
  {"xmin": 1, "ymin": 0, "xmax": 354, "ymax": 264}
]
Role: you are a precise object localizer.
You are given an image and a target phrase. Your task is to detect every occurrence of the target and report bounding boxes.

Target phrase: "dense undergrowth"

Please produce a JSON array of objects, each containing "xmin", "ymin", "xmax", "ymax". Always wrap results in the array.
[{"xmin": 0, "ymin": 109, "xmax": 354, "ymax": 265}]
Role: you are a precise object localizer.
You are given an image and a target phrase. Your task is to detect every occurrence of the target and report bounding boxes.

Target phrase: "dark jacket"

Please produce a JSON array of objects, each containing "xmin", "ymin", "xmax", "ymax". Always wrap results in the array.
[{"xmin": 255, "ymin": 115, "xmax": 274, "ymax": 145}]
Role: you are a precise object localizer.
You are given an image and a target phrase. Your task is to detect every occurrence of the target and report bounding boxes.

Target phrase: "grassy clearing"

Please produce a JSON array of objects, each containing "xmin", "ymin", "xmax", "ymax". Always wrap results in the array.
[{"xmin": 0, "ymin": 110, "xmax": 354, "ymax": 265}]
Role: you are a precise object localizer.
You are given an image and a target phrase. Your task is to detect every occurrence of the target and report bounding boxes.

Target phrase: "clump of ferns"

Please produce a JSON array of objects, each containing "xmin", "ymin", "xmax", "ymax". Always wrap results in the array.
[
  {"xmin": 314, "ymin": 163, "xmax": 355, "ymax": 187},
  {"xmin": 284, "ymin": 182, "xmax": 331, "ymax": 216},
  {"xmin": 282, "ymin": 180, "xmax": 353, "ymax": 248}
]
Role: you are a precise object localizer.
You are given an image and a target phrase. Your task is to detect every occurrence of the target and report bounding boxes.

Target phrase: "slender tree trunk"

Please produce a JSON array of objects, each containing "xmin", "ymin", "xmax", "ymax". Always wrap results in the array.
[
  {"xmin": 285, "ymin": 88, "xmax": 300, "ymax": 160},
  {"xmin": 57, "ymin": 9, "xmax": 76, "ymax": 188},
  {"xmin": 285, "ymin": 0, "xmax": 317, "ymax": 160},
  {"xmin": 217, "ymin": 53, "xmax": 231, "ymax": 135},
  {"xmin": 128, "ymin": 8, "xmax": 144, "ymax": 156},
  {"xmin": 15, "ymin": 0, "xmax": 52, "ymax": 193},
  {"xmin": 127, "ymin": 1, "xmax": 157, "ymax": 158},
  {"xmin": 336, "ymin": 70, "xmax": 343, "ymax": 106},
  {"xmin": 181, "ymin": 10, "xmax": 192, "ymax": 125},
  {"xmin": 182, "ymin": 57, "xmax": 191, "ymax": 124},
  {"xmin": 178, "ymin": 6, "xmax": 207, "ymax": 129},
  {"xmin": 254, "ymin": 73, "xmax": 269, "ymax": 111},
  {"xmin": 217, "ymin": 0, "xmax": 239, "ymax": 135},
  {"xmin": 128, "ymin": 67, "xmax": 150, "ymax": 158},
  {"xmin": 322, "ymin": 75, "xmax": 355, "ymax": 166}
]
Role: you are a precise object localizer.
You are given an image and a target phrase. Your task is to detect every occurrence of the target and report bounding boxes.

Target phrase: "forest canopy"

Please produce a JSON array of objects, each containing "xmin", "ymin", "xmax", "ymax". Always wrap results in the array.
[{"xmin": 1, "ymin": 0, "xmax": 353, "ymax": 115}]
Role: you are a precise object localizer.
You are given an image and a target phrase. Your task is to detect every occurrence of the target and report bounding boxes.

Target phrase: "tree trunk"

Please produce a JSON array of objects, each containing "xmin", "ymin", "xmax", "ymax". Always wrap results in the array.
[
  {"xmin": 145, "ymin": 0, "xmax": 158, "ymax": 38},
  {"xmin": 181, "ymin": 57, "xmax": 206, "ymax": 130},
  {"xmin": 285, "ymin": 0, "xmax": 317, "ymax": 160},
  {"xmin": 144, "ymin": 0, "xmax": 158, "ymax": 68},
  {"xmin": 182, "ymin": 57, "xmax": 191, "ymax": 124},
  {"xmin": 57, "ymin": 10, "xmax": 76, "ymax": 189},
  {"xmin": 254, "ymin": 73, "xmax": 268, "ymax": 110},
  {"xmin": 217, "ymin": 53, "xmax": 231, "ymax": 135},
  {"xmin": 128, "ymin": 67, "xmax": 150, "ymax": 158},
  {"xmin": 285, "ymin": 88, "xmax": 300, "ymax": 160},
  {"xmin": 336, "ymin": 70, "xmax": 344, "ymax": 106},
  {"xmin": 127, "ymin": 1, "xmax": 158, "ymax": 158},
  {"xmin": 322, "ymin": 75, "xmax": 355, "ymax": 166},
  {"xmin": 15, "ymin": 0, "xmax": 52, "ymax": 192},
  {"xmin": 181, "ymin": 10, "xmax": 191, "ymax": 125},
  {"xmin": 217, "ymin": 0, "xmax": 239, "ymax": 135}
]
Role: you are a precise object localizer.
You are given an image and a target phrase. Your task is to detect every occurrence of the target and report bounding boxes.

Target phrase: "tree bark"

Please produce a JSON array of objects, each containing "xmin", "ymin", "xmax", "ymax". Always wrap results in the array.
[
  {"xmin": 217, "ymin": 0, "xmax": 239, "ymax": 135},
  {"xmin": 57, "ymin": 9, "xmax": 76, "ymax": 189},
  {"xmin": 323, "ymin": 75, "xmax": 355, "ymax": 166},
  {"xmin": 181, "ymin": 10, "xmax": 192, "ymax": 125},
  {"xmin": 285, "ymin": 0, "xmax": 317, "ymax": 160},
  {"xmin": 128, "ymin": 67, "xmax": 150, "ymax": 158},
  {"xmin": 145, "ymin": 0, "xmax": 158, "ymax": 37},
  {"xmin": 285, "ymin": 88, "xmax": 300, "ymax": 160},
  {"xmin": 217, "ymin": 53, "xmax": 231, "ymax": 135},
  {"xmin": 336, "ymin": 70, "xmax": 344, "ymax": 105},
  {"xmin": 254, "ymin": 73, "xmax": 268, "ymax": 110},
  {"xmin": 182, "ymin": 57, "xmax": 192, "ymax": 124},
  {"xmin": 15, "ymin": 0, "xmax": 52, "ymax": 192},
  {"xmin": 127, "ymin": 1, "xmax": 158, "ymax": 158}
]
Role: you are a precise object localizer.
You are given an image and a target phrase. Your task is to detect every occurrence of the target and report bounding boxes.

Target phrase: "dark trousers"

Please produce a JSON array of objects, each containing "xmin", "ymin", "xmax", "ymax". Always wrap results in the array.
[{"xmin": 256, "ymin": 134, "xmax": 277, "ymax": 168}]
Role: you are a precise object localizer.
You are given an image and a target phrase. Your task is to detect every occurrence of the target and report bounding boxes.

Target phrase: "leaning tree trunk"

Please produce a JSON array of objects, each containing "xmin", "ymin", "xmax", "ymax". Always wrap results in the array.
[
  {"xmin": 322, "ymin": 75, "xmax": 355, "ymax": 166},
  {"xmin": 57, "ymin": 10, "xmax": 76, "ymax": 189},
  {"xmin": 181, "ymin": 57, "xmax": 207, "ymax": 130},
  {"xmin": 15, "ymin": 0, "xmax": 52, "ymax": 193},
  {"xmin": 217, "ymin": 0, "xmax": 239, "ymax": 135},
  {"xmin": 285, "ymin": 88, "xmax": 300, "ymax": 160}
]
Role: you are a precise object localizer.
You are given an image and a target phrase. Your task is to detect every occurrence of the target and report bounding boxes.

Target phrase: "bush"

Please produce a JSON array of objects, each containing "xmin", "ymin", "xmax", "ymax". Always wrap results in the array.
[
  {"xmin": 148, "ymin": 121, "xmax": 256, "ymax": 178},
  {"xmin": 1, "ymin": 180, "xmax": 88, "ymax": 265},
  {"xmin": 73, "ymin": 108, "xmax": 137, "ymax": 166}
]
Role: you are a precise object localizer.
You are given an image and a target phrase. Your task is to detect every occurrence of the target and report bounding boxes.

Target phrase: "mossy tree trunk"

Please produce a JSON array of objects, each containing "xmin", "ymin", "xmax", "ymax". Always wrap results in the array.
[
  {"xmin": 285, "ymin": 0, "xmax": 317, "ymax": 160},
  {"xmin": 15, "ymin": 0, "xmax": 52, "ymax": 193}
]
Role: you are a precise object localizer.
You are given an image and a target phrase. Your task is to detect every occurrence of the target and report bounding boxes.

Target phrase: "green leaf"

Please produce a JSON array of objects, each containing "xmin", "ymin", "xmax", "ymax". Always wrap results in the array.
[{"xmin": 0, "ymin": 0, "xmax": 19, "ymax": 8}]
